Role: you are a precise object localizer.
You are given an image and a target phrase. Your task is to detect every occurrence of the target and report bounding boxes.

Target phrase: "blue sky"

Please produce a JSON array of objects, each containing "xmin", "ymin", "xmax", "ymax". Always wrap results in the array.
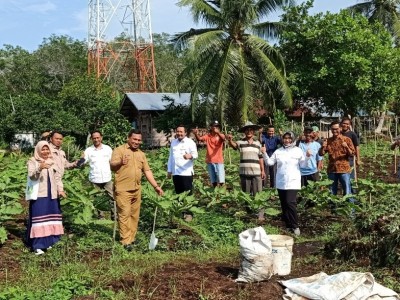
[{"xmin": 0, "ymin": 0, "xmax": 358, "ymax": 51}]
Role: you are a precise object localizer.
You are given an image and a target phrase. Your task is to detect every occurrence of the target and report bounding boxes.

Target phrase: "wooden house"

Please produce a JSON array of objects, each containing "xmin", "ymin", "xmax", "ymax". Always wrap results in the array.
[{"xmin": 119, "ymin": 93, "xmax": 190, "ymax": 146}]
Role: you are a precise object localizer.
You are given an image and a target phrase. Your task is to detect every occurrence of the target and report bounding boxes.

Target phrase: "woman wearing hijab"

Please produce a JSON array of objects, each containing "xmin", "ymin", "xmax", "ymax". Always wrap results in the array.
[
  {"xmin": 26, "ymin": 141, "xmax": 66, "ymax": 255},
  {"xmin": 262, "ymin": 131, "xmax": 311, "ymax": 236}
]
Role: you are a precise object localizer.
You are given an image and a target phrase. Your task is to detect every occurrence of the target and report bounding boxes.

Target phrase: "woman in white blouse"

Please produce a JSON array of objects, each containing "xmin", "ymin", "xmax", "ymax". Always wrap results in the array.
[{"xmin": 262, "ymin": 131, "xmax": 311, "ymax": 236}]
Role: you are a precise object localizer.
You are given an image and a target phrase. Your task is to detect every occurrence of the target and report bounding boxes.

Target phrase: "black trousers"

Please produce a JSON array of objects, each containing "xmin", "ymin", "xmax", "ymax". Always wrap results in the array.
[
  {"xmin": 277, "ymin": 189, "xmax": 299, "ymax": 229},
  {"xmin": 264, "ymin": 164, "xmax": 276, "ymax": 188},
  {"xmin": 300, "ymin": 172, "xmax": 320, "ymax": 187},
  {"xmin": 172, "ymin": 175, "xmax": 193, "ymax": 195}
]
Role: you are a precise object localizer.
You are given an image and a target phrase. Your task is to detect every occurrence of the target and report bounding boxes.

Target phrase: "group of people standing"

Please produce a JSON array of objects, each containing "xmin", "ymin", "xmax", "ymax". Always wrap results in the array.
[
  {"xmin": 25, "ymin": 118, "xmax": 360, "ymax": 254},
  {"xmin": 26, "ymin": 129, "xmax": 165, "ymax": 254},
  {"xmin": 225, "ymin": 118, "xmax": 360, "ymax": 236}
]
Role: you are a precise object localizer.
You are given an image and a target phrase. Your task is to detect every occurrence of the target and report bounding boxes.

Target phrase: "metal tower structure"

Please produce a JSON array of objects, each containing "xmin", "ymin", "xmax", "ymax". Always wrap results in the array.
[{"xmin": 88, "ymin": 0, "xmax": 157, "ymax": 92}]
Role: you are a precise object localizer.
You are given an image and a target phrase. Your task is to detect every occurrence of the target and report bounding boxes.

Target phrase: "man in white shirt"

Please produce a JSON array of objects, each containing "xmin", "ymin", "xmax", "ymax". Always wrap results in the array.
[
  {"xmin": 167, "ymin": 125, "xmax": 198, "ymax": 221},
  {"xmin": 83, "ymin": 131, "xmax": 115, "ymax": 220},
  {"xmin": 167, "ymin": 125, "xmax": 198, "ymax": 194}
]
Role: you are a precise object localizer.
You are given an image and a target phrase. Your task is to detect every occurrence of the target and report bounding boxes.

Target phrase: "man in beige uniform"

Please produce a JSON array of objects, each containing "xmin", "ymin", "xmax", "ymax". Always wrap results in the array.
[
  {"xmin": 110, "ymin": 129, "xmax": 164, "ymax": 251},
  {"xmin": 48, "ymin": 131, "xmax": 77, "ymax": 177}
]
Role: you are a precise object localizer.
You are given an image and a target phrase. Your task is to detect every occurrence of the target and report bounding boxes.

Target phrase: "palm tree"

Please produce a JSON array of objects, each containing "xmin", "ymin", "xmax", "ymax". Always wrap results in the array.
[
  {"xmin": 172, "ymin": 0, "xmax": 294, "ymax": 125},
  {"xmin": 347, "ymin": 0, "xmax": 400, "ymax": 42}
]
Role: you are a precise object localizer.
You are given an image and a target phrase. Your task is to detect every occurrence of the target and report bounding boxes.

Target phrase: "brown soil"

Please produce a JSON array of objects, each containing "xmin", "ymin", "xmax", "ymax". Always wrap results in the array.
[
  {"xmin": 2, "ymin": 153, "xmax": 398, "ymax": 298},
  {"xmin": 0, "ymin": 233, "xmax": 23, "ymax": 283},
  {"xmin": 358, "ymin": 154, "xmax": 398, "ymax": 183},
  {"xmin": 107, "ymin": 241, "xmax": 325, "ymax": 300},
  {"xmin": 0, "ymin": 209, "xmax": 333, "ymax": 299}
]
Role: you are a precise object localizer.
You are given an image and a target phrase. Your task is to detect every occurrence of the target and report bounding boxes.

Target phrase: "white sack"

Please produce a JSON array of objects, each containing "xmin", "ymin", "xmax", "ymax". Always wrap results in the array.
[
  {"xmin": 236, "ymin": 226, "xmax": 274, "ymax": 283},
  {"xmin": 281, "ymin": 272, "xmax": 399, "ymax": 300}
]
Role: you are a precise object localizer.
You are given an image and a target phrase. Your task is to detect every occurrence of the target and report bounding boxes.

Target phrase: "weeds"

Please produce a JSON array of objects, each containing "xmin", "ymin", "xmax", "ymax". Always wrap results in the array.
[{"xmin": 1, "ymin": 143, "xmax": 400, "ymax": 297}]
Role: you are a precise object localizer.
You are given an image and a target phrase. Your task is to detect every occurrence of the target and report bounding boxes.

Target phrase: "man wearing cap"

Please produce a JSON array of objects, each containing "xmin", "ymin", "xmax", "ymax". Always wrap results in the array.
[
  {"xmin": 192, "ymin": 121, "xmax": 226, "ymax": 187},
  {"xmin": 298, "ymin": 127, "xmax": 323, "ymax": 186},
  {"xmin": 312, "ymin": 126, "xmax": 323, "ymax": 145},
  {"xmin": 259, "ymin": 124, "xmax": 282, "ymax": 188},
  {"xmin": 227, "ymin": 122, "xmax": 265, "ymax": 216}
]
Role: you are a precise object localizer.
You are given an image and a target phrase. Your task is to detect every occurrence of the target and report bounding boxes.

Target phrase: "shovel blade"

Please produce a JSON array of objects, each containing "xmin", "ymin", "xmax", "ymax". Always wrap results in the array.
[{"xmin": 149, "ymin": 232, "xmax": 158, "ymax": 250}]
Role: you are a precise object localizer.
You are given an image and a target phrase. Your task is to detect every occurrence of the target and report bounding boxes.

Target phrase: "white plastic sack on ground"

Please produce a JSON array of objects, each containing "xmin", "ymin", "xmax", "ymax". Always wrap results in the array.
[
  {"xmin": 235, "ymin": 226, "xmax": 274, "ymax": 283},
  {"xmin": 280, "ymin": 272, "xmax": 400, "ymax": 300}
]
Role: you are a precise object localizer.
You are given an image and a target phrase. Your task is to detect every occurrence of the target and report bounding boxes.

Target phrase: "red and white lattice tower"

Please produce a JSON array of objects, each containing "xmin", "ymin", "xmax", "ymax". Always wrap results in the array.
[{"xmin": 88, "ymin": 0, "xmax": 157, "ymax": 92}]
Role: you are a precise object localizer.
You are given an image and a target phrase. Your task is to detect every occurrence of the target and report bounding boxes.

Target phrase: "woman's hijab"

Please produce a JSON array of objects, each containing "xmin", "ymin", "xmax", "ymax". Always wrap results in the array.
[
  {"xmin": 282, "ymin": 131, "xmax": 296, "ymax": 149},
  {"xmin": 34, "ymin": 141, "xmax": 54, "ymax": 165}
]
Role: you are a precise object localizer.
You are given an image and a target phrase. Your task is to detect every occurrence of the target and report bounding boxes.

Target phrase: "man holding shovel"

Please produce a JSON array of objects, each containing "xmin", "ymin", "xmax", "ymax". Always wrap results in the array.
[{"xmin": 111, "ymin": 129, "xmax": 164, "ymax": 251}]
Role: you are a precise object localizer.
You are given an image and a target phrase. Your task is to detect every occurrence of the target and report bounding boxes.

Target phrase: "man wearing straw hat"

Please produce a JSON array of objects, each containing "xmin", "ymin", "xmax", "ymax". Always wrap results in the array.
[
  {"xmin": 192, "ymin": 121, "xmax": 226, "ymax": 187},
  {"xmin": 227, "ymin": 121, "xmax": 265, "ymax": 219}
]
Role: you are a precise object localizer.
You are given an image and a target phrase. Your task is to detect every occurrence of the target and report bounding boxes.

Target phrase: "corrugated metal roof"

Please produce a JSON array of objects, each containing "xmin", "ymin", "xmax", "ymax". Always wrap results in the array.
[{"xmin": 124, "ymin": 93, "xmax": 191, "ymax": 111}]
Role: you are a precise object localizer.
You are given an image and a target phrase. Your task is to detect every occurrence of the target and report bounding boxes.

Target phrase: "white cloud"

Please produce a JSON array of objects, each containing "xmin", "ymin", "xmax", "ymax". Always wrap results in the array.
[
  {"xmin": 72, "ymin": 8, "xmax": 88, "ymax": 33},
  {"xmin": 0, "ymin": 0, "xmax": 56, "ymax": 13},
  {"xmin": 54, "ymin": 8, "xmax": 87, "ymax": 41},
  {"xmin": 23, "ymin": 1, "xmax": 57, "ymax": 14}
]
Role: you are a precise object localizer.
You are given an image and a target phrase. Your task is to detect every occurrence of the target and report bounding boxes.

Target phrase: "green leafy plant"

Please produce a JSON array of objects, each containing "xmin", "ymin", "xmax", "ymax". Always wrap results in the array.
[
  {"xmin": 0, "ymin": 154, "xmax": 25, "ymax": 243},
  {"xmin": 143, "ymin": 184, "xmax": 205, "ymax": 225}
]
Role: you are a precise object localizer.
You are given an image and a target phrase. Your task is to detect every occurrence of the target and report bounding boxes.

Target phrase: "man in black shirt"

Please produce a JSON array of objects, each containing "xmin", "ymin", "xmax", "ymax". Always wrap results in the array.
[{"xmin": 340, "ymin": 117, "xmax": 361, "ymax": 193}]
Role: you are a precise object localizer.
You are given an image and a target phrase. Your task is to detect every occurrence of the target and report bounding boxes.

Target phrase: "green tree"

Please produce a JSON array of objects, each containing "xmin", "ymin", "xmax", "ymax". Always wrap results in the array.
[
  {"xmin": 0, "ymin": 37, "xmax": 131, "ymax": 146},
  {"xmin": 347, "ymin": 0, "xmax": 400, "ymax": 44},
  {"xmin": 0, "ymin": 45, "xmax": 42, "ymax": 95},
  {"xmin": 172, "ymin": 0, "xmax": 293, "ymax": 126},
  {"xmin": 153, "ymin": 33, "xmax": 190, "ymax": 92},
  {"xmin": 34, "ymin": 35, "xmax": 87, "ymax": 96},
  {"xmin": 280, "ymin": 2, "xmax": 400, "ymax": 116},
  {"xmin": 0, "ymin": 36, "xmax": 86, "ymax": 99},
  {"xmin": 58, "ymin": 75, "xmax": 126, "ymax": 135},
  {"xmin": 153, "ymin": 96, "xmax": 193, "ymax": 132}
]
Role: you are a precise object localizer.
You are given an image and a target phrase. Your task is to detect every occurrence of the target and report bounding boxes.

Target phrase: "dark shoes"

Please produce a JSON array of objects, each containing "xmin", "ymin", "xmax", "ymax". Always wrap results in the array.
[
  {"xmin": 124, "ymin": 244, "xmax": 133, "ymax": 252},
  {"xmin": 123, "ymin": 241, "xmax": 137, "ymax": 252}
]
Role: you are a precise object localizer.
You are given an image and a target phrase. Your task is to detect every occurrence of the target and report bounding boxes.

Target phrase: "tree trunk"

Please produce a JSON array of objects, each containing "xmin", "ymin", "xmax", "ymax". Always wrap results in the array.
[{"xmin": 374, "ymin": 111, "xmax": 386, "ymax": 133}]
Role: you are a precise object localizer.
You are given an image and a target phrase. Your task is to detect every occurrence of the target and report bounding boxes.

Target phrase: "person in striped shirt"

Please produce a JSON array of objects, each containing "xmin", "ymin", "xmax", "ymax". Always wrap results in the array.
[{"xmin": 227, "ymin": 122, "xmax": 265, "ymax": 219}]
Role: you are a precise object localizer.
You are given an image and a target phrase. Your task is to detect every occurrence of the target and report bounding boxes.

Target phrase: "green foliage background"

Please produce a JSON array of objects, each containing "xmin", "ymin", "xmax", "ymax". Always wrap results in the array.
[{"xmin": 280, "ymin": 1, "xmax": 400, "ymax": 116}]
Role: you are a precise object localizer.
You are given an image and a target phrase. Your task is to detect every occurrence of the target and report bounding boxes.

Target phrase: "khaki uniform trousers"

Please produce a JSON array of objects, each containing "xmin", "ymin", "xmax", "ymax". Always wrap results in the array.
[{"xmin": 115, "ymin": 189, "xmax": 141, "ymax": 245}]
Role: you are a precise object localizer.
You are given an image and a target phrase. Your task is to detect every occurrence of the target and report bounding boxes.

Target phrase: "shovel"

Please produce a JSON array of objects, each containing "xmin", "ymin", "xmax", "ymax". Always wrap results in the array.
[{"xmin": 148, "ymin": 207, "xmax": 158, "ymax": 250}]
